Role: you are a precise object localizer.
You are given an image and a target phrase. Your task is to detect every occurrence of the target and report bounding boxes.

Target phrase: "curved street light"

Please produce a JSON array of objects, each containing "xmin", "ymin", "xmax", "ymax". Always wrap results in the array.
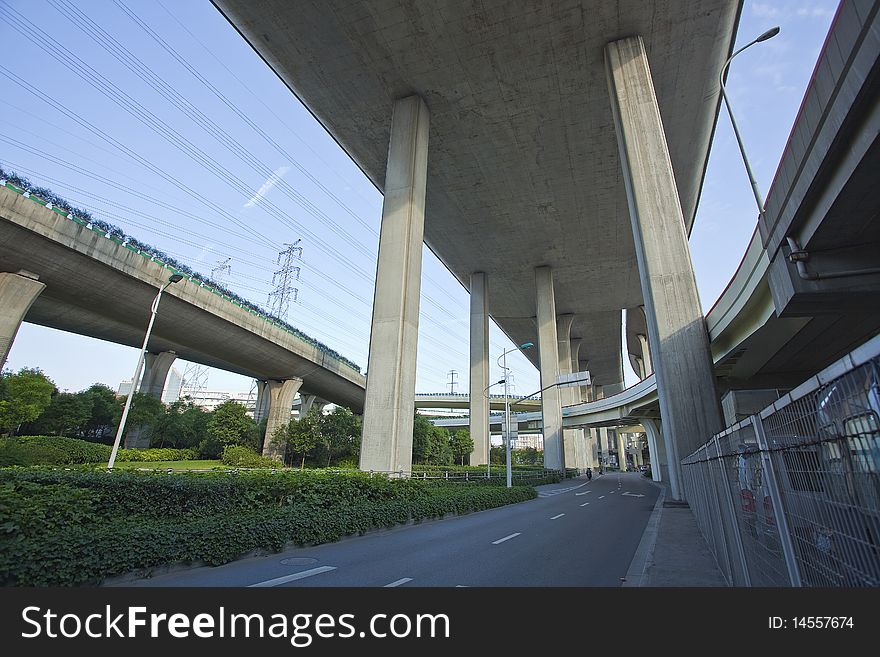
[
  {"xmin": 497, "ymin": 341, "xmax": 534, "ymax": 488},
  {"xmin": 108, "ymin": 273, "xmax": 184, "ymax": 468},
  {"xmin": 719, "ymin": 26, "xmax": 780, "ymax": 220}
]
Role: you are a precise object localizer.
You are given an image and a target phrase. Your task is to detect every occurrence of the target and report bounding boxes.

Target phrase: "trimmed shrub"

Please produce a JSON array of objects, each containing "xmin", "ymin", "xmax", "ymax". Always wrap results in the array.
[
  {"xmin": 0, "ymin": 469, "xmax": 536, "ymax": 585},
  {"xmin": 0, "ymin": 436, "xmax": 111, "ymax": 466},
  {"xmin": 116, "ymin": 448, "xmax": 199, "ymax": 463},
  {"xmin": 221, "ymin": 445, "xmax": 279, "ymax": 469}
]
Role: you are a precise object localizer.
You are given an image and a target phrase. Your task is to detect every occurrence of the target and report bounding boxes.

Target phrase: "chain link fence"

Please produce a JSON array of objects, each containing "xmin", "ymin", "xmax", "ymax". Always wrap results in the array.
[{"xmin": 681, "ymin": 336, "xmax": 880, "ymax": 586}]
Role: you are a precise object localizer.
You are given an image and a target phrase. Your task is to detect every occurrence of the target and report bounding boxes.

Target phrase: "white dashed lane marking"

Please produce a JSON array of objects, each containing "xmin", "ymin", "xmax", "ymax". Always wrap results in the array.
[
  {"xmin": 492, "ymin": 533, "xmax": 521, "ymax": 545},
  {"xmin": 248, "ymin": 566, "xmax": 337, "ymax": 588},
  {"xmin": 550, "ymin": 514, "xmax": 565, "ymax": 520},
  {"xmin": 384, "ymin": 578, "xmax": 412, "ymax": 587},
  {"xmin": 580, "ymin": 502, "xmax": 590, "ymax": 507}
]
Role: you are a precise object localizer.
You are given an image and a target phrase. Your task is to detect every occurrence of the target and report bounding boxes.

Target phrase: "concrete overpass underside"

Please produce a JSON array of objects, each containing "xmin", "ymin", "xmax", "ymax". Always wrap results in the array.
[{"xmin": 215, "ymin": 0, "xmax": 742, "ymax": 476}]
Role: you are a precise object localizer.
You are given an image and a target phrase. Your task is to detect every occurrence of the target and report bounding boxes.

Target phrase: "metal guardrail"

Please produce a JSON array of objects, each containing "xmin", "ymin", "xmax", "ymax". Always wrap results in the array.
[{"xmin": 681, "ymin": 336, "xmax": 880, "ymax": 586}]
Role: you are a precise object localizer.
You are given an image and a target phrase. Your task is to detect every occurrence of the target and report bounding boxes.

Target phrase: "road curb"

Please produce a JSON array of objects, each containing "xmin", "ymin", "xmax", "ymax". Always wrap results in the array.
[{"xmin": 621, "ymin": 485, "xmax": 666, "ymax": 587}]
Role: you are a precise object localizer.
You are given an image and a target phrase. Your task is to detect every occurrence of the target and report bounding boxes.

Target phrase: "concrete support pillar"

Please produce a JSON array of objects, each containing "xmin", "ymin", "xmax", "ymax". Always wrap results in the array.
[
  {"xmin": 360, "ymin": 95, "xmax": 430, "ymax": 475},
  {"xmin": 253, "ymin": 380, "xmax": 270, "ymax": 423},
  {"xmin": 643, "ymin": 418, "xmax": 673, "ymax": 486},
  {"xmin": 0, "ymin": 271, "xmax": 45, "ymax": 370},
  {"xmin": 263, "ymin": 378, "xmax": 303, "ymax": 460},
  {"xmin": 637, "ymin": 333, "xmax": 653, "ymax": 376},
  {"xmin": 535, "ymin": 267, "xmax": 564, "ymax": 470},
  {"xmin": 557, "ymin": 315, "xmax": 582, "ymax": 470},
  {"xmin": 618, "ymin": 432, "xmax": 630, "ymax": 471},
  {"xmin": 469, "ymin": 272, "xmax": 490, "ymax": 466},
  {"xmin": 606, "ymin": 36, "xmax": 723, "ymax": 499},
  {"xmin": 298, "ymin": 394, "xmax": 327, "ymax": 418},
  {"xmin": 140, "ymin": 351, "xmax": 177, "ymax": 398}
]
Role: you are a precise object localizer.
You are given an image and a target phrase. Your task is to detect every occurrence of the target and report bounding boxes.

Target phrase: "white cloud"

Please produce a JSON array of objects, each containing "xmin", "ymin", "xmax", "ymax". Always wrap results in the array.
[
  {"xmin": 751, "ymin": 3, "xmax": 780, "ymax": 19},
  {"xmin": 796, "ymin": 6, "xmax": 834, "ymax": 19},
  {"xmin": 244, "ymin": 165, "xmax": 290, "ymax": 208}
]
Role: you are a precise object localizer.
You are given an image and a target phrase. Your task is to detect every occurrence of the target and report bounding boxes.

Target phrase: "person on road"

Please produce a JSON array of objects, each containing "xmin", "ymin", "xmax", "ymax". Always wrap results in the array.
[{"xmin": 586, "ymin": 467, "xmax": 592, "ymax": 481}]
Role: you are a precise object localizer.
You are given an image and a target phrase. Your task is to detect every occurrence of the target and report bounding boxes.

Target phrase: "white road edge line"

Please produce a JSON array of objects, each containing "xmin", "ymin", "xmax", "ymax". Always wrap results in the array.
[
  {"xmin": 248, "ymin": 566, "xmax": 337, "ymax": 588},
  {"xmin": 550, "ymin": 513, "xmax": 565, "ymax": 520},
  {"xmin": 384, "ymin": 578, "xmax": 413, "ymax": 588},
  {"xmin": 491, "ymin": 533, "xmax": 521, "ymax": 545},
  {"xmin": 580, "ymin": 502, "xmax": 590, "ymax": 507}
]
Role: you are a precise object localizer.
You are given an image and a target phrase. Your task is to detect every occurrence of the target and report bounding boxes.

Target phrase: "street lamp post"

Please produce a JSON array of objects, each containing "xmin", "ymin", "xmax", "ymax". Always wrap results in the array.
[
  {"xmin": 719, "ymin": 26, "xmax": 780, "ymax": 219},
  {"xmin": 107, "ymin": 273, "xmax": 183, "ymax": 469},
  {"xmin": 497, "ymin": 342, "xmax": 533, "ymax": 488}
]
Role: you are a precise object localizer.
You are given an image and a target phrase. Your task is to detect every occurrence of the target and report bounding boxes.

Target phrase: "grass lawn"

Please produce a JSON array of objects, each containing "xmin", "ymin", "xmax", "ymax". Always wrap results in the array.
[{"xmin": 106, "ymin": 460, "xmax": 230, "ymax": 470}]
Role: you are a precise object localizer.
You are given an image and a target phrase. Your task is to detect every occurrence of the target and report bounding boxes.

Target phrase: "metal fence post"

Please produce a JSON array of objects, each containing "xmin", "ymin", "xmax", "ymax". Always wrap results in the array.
[
  {"xmin": 753, "ymin": 413, "xmax": 803, "ymax": 587},
  {"xmin": 714, "ymin": 435, "xmax": 752, "ymax": 587}
]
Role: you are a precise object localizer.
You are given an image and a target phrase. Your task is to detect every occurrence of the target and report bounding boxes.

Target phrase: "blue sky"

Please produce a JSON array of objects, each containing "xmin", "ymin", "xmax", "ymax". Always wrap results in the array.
[{"xmin": 2, "ymin": 0, "xmax": 838, "ymax": 398}]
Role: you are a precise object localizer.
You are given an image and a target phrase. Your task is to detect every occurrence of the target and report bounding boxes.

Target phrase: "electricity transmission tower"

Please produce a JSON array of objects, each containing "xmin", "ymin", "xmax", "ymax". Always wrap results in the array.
[
  {"xmin": 447, "ymin": 370, "xmax": 458, "ymax": 394},
  {"xmin": 268, "ymin": 240, "xmax": 301, "ymax": 320},
  {"xmin": 181, "ymin": 363, "xmax": 209, "ymax": 401},
  {"xmin": 211, "ymin": 257, "xmax": 232, "ymax": 285}
]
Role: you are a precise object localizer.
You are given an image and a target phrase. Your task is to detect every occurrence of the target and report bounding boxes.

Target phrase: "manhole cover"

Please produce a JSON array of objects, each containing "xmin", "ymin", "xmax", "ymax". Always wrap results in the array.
[{"xmin": 280, "ymin": 557, "xmax": 319, "ymax": 566}]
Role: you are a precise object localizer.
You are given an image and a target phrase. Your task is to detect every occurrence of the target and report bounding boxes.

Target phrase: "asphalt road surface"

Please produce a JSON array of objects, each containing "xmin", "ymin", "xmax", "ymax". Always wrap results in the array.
[{"xmin": 117, "ymin": 472, "xmax": 659, "ymax": 587}]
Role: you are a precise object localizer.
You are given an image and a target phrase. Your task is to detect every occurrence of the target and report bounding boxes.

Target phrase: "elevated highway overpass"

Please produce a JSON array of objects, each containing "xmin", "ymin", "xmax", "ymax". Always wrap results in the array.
[
  {"xmin": 0, "ymin": 185, "xmax": 366, "ymax": 453},
  {"xmin": 215, "ymin": 0, "xmax": 744, "ymax": 475}
]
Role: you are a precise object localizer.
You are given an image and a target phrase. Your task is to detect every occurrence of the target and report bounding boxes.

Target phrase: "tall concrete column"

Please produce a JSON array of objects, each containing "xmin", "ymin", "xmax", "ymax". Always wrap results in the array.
[
  {"xmin": 535, "ymin": 266, "xmax": 564, "ymax": 470},
  {"xmin": 617, "ymin": 432, "xmax": 628, "ymax": 471},
  {"xmin": 263, "ymin": 378, "xmax": 303, "ymax": 460},
  {"xmin": 469, "ymin": 272, "xmax": 490, "ymax": 466},
  {"xmin": 0, "ymin": 270, "xmax": 45, "ymax": 370},
  {"xmin": 557, "ymin": 315, "xmax": 580, "ymax": 470},
  {"xmin": 139, "ymin": 351, "xmax": 177, "ymax": 398},
  {"xmin": 360, "ymin": 95, "xmax": 430, "ymax": 475},
  {"xmin": 253, "ymin": 380, "xmax": 270, "ymax": 423},
  {"xmin": 298, "ymin": 394, "xmax": 327, "ymax": 418},
  {"xmin": 643, "ymin": 418, "xmax": 674, "ymax": 488},
  {"xmin": 570, "ymin": 338, "xmax": 592, "ymax": 469},
  {"xmin": 606, "ymin": 36, "xmax": 722, "ymax": 499},
  {"xmin": 637, "ymin": 333, "xmax": 653, "ymax": 376}
]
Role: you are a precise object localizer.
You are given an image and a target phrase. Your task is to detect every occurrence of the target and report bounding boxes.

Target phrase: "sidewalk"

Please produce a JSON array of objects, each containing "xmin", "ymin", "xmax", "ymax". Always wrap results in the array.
[{"xmin": 623, "ymin": 479, "xmax": 728, "ymax": 587}]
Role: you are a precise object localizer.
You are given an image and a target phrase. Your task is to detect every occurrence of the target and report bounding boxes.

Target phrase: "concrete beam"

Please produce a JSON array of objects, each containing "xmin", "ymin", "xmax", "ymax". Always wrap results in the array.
[
  {"xmin": 606, "ymin": 36, "xmax": 723, "ymax": 498},
  {"xmin": 0, "ymin": 270, "xmax": 45, "ymax": 369},
  {"xmin": 536, "ymin": 266, "xmax": 564, "ymax": 470},
  {"xmin": 360, "ymin": 95, "xmax": 430, "ymax": 475},
  {"xmin": 469, "ymin": 272, "xmax": 490, "ymax": 466},
  {"xmin": 140, "ymin": 351, "xmax": 177, "ymax": 399},
  {"xmin": 263, "ymin": 378, "xmax": 303, "ymax": 460}
]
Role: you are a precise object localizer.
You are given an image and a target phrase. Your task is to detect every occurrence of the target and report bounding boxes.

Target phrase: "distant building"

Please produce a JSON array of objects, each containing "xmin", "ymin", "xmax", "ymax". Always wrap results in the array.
[{"xmin": 162, "ymin": 367, "xmax": 184, "ymax": 404}]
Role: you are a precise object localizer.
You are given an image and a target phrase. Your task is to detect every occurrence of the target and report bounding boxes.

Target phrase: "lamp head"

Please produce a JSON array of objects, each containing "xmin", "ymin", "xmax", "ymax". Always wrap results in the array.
[
  {"xmin": 755, "ymin": 26, "xmax": 780, "ymax": 42},
  {"xmin": 520, "ymin": 342, "xmax": 534, "ymax": 349},
  {"xmin": 168, "ymin": 273, "xmax": 184, "ymax": 283}
]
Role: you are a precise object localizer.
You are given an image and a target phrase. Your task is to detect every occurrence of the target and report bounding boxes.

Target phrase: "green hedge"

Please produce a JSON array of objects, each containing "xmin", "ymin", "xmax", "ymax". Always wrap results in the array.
[
  {"xmin": 0, "ymin": 436, "xmax": 110, "ymax": 466},
  {"xmin": 221, "ymin": 445, "xmax": 280, "ymax": 469},
  {"xmin": 0, "ymin": 437, "xmax": 198, "ymax": 466},
  {"xmin": 0, "ymin": 470, "xmax": 536, "ymax": 585},
  {"xmin": 116, "ymin": 448, "xmax": 198, "ymax": 463}
]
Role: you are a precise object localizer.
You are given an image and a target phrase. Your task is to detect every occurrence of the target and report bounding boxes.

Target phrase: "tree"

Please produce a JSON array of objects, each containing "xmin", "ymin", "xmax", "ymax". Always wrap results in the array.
[
  {"xmin": 206, "ymin": 400, "xmax": 255, "ymax": 449},
  {"xmin": 31, "ymin": 391, "xmax": 91, "ymax": 436},
  {"xmin": 274, "ymin": 409, "xmax": 321, "ymax": 469},
  {"xmin": 411, "ymin": 414, "xmax": 453, "ymax": 465},
  {"xmin": 79, "ymin": 384, "xmax": 119, "ymax": 441},
  {"xmin": 317, "ymin": 406, "xmax": 361, "ymax": 466},
  {"xmin": 449, "ymin": 429, "xmax": 474, "ymax": 465},
  {"xmin": 0, "ymin": 368, "xmax": 55, "ymax": 435},
  {"xmin": 151, "ymin": 399, "xmax": 209, "ymax": 449}
]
